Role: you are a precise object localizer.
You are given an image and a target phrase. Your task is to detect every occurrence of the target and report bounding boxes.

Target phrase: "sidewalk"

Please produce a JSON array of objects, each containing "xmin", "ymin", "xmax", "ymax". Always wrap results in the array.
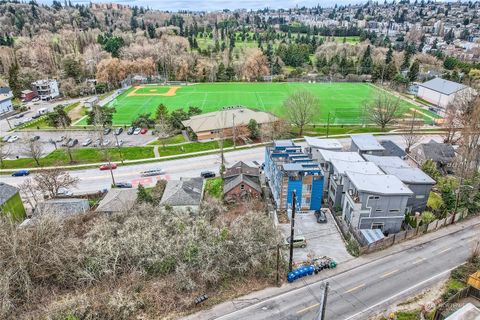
[{"xmin": 181, "ymin": 217, "xmax": 480, "ymax": 319}]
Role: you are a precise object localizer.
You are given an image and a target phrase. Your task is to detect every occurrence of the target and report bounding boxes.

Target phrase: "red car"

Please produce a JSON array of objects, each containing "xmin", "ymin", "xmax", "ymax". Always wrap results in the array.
[
  {"xmin": 99, "ymin": 163, "xmax": 118, "ymax": 170},
  {"xmin": 140, "ymin": 128, "xmax": 148, "ymax": 134}
]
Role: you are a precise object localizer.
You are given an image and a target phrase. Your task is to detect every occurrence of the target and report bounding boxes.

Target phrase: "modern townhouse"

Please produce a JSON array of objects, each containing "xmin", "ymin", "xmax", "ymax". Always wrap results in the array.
[
  {"xmin": 343, "ymin": 171, "xmax": 413, "ymax": 234},
  {"xmin": 304, "ymin": 136, "xmax": 343, "ymax": 155},
  {"xmin": 350, "ymin": 134, "xmax": 386, "ymax": 156},
  {"xmin": 264, "ymin": 140, "xmax": 324, "ymax": 212}
]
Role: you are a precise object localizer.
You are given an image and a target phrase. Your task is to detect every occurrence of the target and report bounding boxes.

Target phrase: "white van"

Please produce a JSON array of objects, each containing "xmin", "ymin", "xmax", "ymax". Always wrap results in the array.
[{"xmin": 37, "ymin": 107, "xmax": 48, "ymax": 115}]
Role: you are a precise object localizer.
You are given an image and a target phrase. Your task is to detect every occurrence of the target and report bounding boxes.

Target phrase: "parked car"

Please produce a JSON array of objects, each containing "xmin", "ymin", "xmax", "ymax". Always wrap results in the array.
[
  {"xmin": 93, "ymin": 138, "xmax": 101, "ymax": 147},
  {"xmin": 31, "ymin": 114, "xmax": 41, "ymax": 119},
  {"xmin": 30, "ymin": 135, "xmax": 40, "ymax": 142},
  {"xmin": 82, "ymin": 138, "xmax": 93, "ymax": 147},
  {"xmin": 133, "ymin": 128, "xmax": 141, "ymax": 135},
  {"xmin": 7, "ymin": 135, "xmax": 19, "ymax": 143},
  {"xmin": 99, "ymin": 163, "xmax": 117, "ymax": 170},
  {"xmin": 140, "ymin": 128, "xmax": 148, "ymax": 134},
  {"xmin": 284, "ymin": 235, "xmax": 307, "ymax": 248},
  {"xmin": 12, "ymin": 170, "xmax": 30, "ymax": 177},
  {"xmin": 114, "ymin": 128, "xmax": 123, "ymax": 135},
  {"xmin": 104, "ymin": 128, "xmax": 111, "ymax": 135},
  {"xmin": 14, "ymin": 121, "xmax": 23, "ymax": 127},
  {"xmin": 56, "ymin": 188, "xmax": 73, "ymax": 197},
  {"xmin": 31, "ymin": 97, "xmax": 40, "ymax": 102},
  {"xmin": 141, "ymin": 168, "xmax": 164, "ymax": 177},
  {"xmin": 127, "ymin": 127, "xmax": 135, "ymax": 135},
  {"xmin": 2, "ymin": 135, "xmax": 11, "ymax": 142},
  {"xmin": 15, "ymin": 113, "xmax": 24, "ymax": 119},
  {"xmin": 67, "ymin": 139, "xmax": 78, "ymax": 147},
  {"xmin": 314, "ymin": 210, "xmax": 327, "ymax": 223},
  {"xmin": 101, "ymin": 139, "xmax": 110, "ymax": 147},
  {"xmin": 200, "ymin": 171, "xmax": 216, "ymax": 178},
  {"xmin": 115, "ymin": 139, "xmax": 124, "ymax": 147},
  {"xmin": 56, "ymin": 136, "xmax": 65, "ymax": 143},
  {"xmin": 115, "ymin": 182, "xmax": 132, "ymax": 188}
]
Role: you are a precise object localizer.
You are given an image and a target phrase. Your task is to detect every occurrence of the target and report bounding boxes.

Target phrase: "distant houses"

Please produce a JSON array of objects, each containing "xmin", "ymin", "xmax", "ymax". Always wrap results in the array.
[
  {"xmin": 31, "ymin": 79, "xmax": 59, "ymax": 101},
  {"xmin": 96, "ymin": 188, "xmax": 138, "ymax": 214},
  {"xmin": 182, "ymin": 107, "xmax": 277, "ymax": 141}
]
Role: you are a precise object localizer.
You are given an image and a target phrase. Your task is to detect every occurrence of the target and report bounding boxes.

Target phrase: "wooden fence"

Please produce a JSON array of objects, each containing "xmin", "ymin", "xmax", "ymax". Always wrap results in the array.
[{"xmin": 433, "ymin": 286, "xmax": 480, "ymax": 320}]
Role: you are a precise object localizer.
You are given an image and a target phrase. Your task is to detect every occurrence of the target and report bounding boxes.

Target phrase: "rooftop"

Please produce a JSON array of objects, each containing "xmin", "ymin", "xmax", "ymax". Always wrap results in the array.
[
  {"xmin": 224, "ymin": 161, "xmax": 259, "ymax": 178},
  {"xmin": 346, "ymin": 171, "xmax": 413, "ymax": 195},
  {"xmin": 351, "ymin": 134, "xmax": 385, "ymax": 151},
  {"xmin": 96, "ymin": 189, "xmax": 138, "ymax": 213},
  {"xmin": 35, "ymin": 198, "xmax": 89, "ymax": 216},
  {"xmin": 380, "ymin": 140, "xmax": 407, "ymax": 158},
  {"xmin": 274, "ymin": 140, "xmax": 295, "ymax": 148},
  {"xmin": 0, "ymin": 182, "xmax": 19, "ymax": 206},
  {"xmin": 224, "ymin": 174, "xmax": 261, "ymax": 194},
  {"xmin": 160, "ymin": 178, "xmax": 204, "ymax": 207},
  {"xmin": 282, "ymin": 162, "xmax": 322, "ymax": 172},
  {"xmin": 182, "ymin": 107, "xmax": 277, "ymax": 133},
  {"xmin": 418, "ymin": 78, "xmax": 467, "ymax": 95},
  {"xmin": 332, "ymin": 159, "xmax": 384, "ymax": 176},
  {"xmin": 414, "ymin": 140, "xmax": 456, "ymax": 164},
  {"xmin": 318, "ymin": 149, "xmax": 365, "ymax": 163},
  {"xmin": 380, "ymin": 166, "xmax": 436, "ymax": 184},
  {"xmin": 304, "ymin": 136, "xmax": 343, "ymax": 150},
  {"xmin": 363, "ymin": 155, "xmax": 412, "ymax": 168}
]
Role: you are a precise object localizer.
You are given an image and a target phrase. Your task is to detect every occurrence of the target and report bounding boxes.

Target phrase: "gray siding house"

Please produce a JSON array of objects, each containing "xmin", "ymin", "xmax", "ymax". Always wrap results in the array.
[
  {"xmin": 343, "ymin": 172, "xmax": 413, "ymax": 234},
  {"xmin": 379, "ymin": 166, "xmax": 435, "ymax": 213},
  {"xmin": 350, "ymin": 134, "xmax": 385, "ymax": 156},
  {"xmin": 328, "ymin": 160, "xmax": 384, "ymax": 210}
]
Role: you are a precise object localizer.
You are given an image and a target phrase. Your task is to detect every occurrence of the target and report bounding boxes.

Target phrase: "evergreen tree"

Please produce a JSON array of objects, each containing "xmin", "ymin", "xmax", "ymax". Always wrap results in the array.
[
  {"xmin": 147, "ymin": 24, "xmax": 156, "ymax": 38},
  {"xmin": 385, "ymin": 46, "xmax": 393, "ymax": 64},
  {"xmin": 360, "ymin": 45, "xmax": 373, "ymax": 74},
  {"xmin": 407, "ymin": 60, "xmax": 420, "ymax": 82},
  {"xmin": 136, "ymin": 184, "xmax": 154, "ymax": 204},
  {"xmin": 401, "ymin": 50, "xmax": 411, "ymax": 70},
  {"xmin": 216, "ymin": 62, "xmax": 227, "ymax": 81},
  {"xmin": 272, "ymin": 57, "xmax": 282, "ymax": 75},
  {"xmin": 8, "ymin": 63, "xmax": 21, "ymax": 98},
  {"xmin": 130, "ymin": 16, "xmax": 138, "ymax": 32}
]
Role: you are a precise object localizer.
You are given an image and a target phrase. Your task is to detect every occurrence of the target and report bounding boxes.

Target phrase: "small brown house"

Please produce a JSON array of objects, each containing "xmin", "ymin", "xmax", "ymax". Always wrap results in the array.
[{"xmin": 223, "ymin": 162, "xmax": 261, "ymax": 202}]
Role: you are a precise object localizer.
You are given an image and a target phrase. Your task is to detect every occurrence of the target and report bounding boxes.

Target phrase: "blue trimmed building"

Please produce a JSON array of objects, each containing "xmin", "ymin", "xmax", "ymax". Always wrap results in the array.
[{"xmin": 265, "ymin": 140, "xmax": 324, "ymax": 212}]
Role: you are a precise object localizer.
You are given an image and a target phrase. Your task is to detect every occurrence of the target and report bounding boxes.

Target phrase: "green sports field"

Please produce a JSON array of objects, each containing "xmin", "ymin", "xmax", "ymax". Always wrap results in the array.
[{"xmin": 81, "ymin": 82, "xmax": 440, "ymax": 126}]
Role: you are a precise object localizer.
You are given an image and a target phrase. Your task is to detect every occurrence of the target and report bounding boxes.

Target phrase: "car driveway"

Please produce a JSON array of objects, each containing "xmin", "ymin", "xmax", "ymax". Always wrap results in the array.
[{"xmin": 280, "ymin": 209, "xmax": 352, "ymax": 264}]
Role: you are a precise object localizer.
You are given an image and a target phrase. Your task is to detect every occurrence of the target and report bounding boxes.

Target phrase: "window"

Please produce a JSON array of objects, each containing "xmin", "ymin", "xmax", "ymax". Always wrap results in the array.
[
  {"xmin": 368, "ymin": 195, "xmax": 380, "ymax": 200},
  {"xmin": 304, "ymin": 184, "xmax": 312, "ymax": 192},
  {"xmin": 371, "ymin": 223, "xmax": 384, "ymax": 230},
  {"xmin": 375, "ymin": 209, "xmax": 383, "ymax": 212},
  {"xmin": 240, "ymin": 184, "xmax": 245, "ymax": 190},
  {"xmin": 389, "ymin": 209, "xmax": 400, "ymax": 213},
  {"xmin": 416, "ymin": 195, "xmax": 425, "ymax": 199}
]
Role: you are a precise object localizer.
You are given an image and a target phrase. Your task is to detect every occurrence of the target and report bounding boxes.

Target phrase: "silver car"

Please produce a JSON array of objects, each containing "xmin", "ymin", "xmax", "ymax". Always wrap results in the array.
[
  {"xmin": 141, "ymin": 168, "xmax": 165, "ymax": 176},
  {"xmin": 82, "ymin": 138, "xmax": 93, "ymax": 146}
]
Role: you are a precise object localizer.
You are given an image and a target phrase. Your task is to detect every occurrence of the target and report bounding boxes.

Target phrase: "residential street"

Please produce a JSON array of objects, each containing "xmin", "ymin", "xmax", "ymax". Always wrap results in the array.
[
  {"xmin": 183, "ymin": 220, "xmax": 480, "ymax": 320},
  {"xmin": 0, "ymin": 134, "xmax": 443, "ymax": 194}
]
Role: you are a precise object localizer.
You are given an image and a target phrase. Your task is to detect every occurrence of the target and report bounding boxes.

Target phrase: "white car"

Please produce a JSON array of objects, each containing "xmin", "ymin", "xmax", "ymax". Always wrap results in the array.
[
  {"xmin": 31, "ymin": 97, "xmax": 40, "ymax": 102},
  {"xmin": 82, "ymin": 138, "xmax": 93, "ymax": 146},
  {"xmin": 101, "ymin": 139, "xmax": 110, "ymax": 147},
  {"xmin": 2, "ymin": 136, "xmax": 11, "ymax": 142},
  {"xmin": 7, "ymin": 135, "xmax": 19, "ymax": 143},
  {"xmin": 133, "ymin": 127, "xmax": 141, "ymax": 135},
  {"xmin": 141, "ymin": 168, "xmax": 165, "ymax": 177},
  {"xmin": 56, "ymin": 188, "xmax": 73, "ymax": 197}
]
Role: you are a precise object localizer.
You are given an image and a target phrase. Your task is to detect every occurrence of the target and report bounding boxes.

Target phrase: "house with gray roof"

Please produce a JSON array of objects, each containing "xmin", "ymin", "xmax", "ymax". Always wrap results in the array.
[
  {"xmin": 417, "ymin": 78, "xmax": 470, "ymax": 109},
  {"xmin": 379, "ymin": 166, "xmax": 436, "ymax": 213},
  {"xmin": 343, "ymin": 172, "xmax": 413, "ymax": 234},
  {"xmin": 350, "ymin": 134, "xmax": 385, "ymax": 156},
  {"xmin": 0, "ymin": 182, "xmax": 26, "ymax": 221},
  {"xmin": 363, "ymin": 155, "xmax": 412, "ymax": 168},
  {"xmin": 411, "ymin": 140, "xmax": 456, "ymax": 173},
  {"xmin": 304, "ymin": 136, "xmax": 343, "ymax": 155},
  {"xmin": 96, "ymin": 189, "xmax": 138, "ymax": 214},
  {"xmin": 223, "ymin": 162, "xmax": 261, "ymax": 202},
  {"xmin": 160, "ymin": 178, "xmax": 204, "ymax": 212},
  {"xmin": 35, "ymin": 198, "xmax": 90, "ymax": 217},
  {"xmin": 327, "ymin": 160, "xmax": 384, "ymax": 210},
  {"xmin": 380, "ymin": 140, "xmax": 407, "ymax": 159}
]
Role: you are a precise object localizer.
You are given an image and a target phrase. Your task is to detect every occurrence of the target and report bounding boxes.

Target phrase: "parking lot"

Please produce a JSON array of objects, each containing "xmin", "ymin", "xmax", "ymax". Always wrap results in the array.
[
  {"xmin": 280, "ymin": 209, "xmax": 352, "ymax": 265},
  {"xmin": 2, "ymin": 129, "xmax": 157, "ymax": 159}
]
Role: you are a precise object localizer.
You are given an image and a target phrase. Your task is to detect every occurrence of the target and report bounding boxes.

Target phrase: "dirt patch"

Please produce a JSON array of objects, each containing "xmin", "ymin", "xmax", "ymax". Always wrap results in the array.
[
  {"xmin": 68, "ymin": 104, "xmax": 86, "ymax": 122},
  {"xmin": 127, "ymin": 86, "xmax": 181, "ymax": 97}
]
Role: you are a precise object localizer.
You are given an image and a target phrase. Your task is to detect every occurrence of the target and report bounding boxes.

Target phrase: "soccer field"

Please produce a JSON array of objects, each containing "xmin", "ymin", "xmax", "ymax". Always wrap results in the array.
[{"xmin": 90, "ymin": 82, "xmax": 439, "ymax": 126}]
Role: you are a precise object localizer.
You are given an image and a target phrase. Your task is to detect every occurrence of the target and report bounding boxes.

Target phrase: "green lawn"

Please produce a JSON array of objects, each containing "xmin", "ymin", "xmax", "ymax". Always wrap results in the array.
[
  {"xmin": 1, "ymin": 147, "xmax": 155, "ymax": 169},
  {"xmin": 148, "ymin": 134, "xmax": 185, "ymax": 145},
  {"xmin": 79, "ymin": 82, "xmax": 440, "ymax": 126},
  {"xmin": 157, "ymin": 139, "xmax": 234, "ymax": 157}
]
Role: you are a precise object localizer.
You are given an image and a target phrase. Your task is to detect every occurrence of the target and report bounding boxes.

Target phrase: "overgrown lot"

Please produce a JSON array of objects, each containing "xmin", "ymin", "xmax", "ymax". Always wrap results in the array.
[{"xmin": 0, "ymin": 201, "xmax": 283, "ymax": 319}]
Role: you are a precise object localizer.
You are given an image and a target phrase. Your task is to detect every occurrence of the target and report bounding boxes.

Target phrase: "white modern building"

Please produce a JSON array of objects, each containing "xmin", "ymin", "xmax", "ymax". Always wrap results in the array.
[
  {"xmin": 32, "ymin": 79, "xmax": 60, "ymax": 100},
  {"xmin": 417, "ymin": 78, "xmax": 470, "ymax": 109},
  {"xmin": 0, "ymin": 87, "xmax": 13, "ymax": 115}
]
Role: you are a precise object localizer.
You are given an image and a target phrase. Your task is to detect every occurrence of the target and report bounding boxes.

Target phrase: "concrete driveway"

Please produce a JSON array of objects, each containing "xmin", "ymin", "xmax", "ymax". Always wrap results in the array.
[{"xmin": 280, "ymin": 209, "xmax": 352, "ymax": 264}]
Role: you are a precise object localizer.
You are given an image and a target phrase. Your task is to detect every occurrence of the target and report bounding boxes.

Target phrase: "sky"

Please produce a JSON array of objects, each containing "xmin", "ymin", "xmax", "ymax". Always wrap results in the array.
[{"xmin": 37, "ymin": 0, "xmax": 369, "ymax": 11}]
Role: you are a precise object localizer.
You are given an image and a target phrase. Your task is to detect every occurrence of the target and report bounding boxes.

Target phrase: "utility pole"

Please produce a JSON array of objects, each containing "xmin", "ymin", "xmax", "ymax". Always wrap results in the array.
[
  {"xmin": 232, "ymin": 112, "xmax": 236, "ymax": 149},
  {"xmin": 276, "ymin": 244, "xmax": 280, "ymax": 287},
  {"xmin": 113, "ymin": 133, "xmax": 124, "ymax": 164},
  {"xmin": 326, "ymin": 112, "xmax": 331, "ymax": 138},
  {"xmin": 317, "ymin": 282, "xmax": 329, "ymax": 320},
  {"xmin": 288, "ymin": 190, "xmax": 297, "ymax": 272}
]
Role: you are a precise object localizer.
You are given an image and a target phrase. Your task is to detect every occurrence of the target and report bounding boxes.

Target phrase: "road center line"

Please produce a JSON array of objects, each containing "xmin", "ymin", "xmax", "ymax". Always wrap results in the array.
[
  {"xmin": 413, "ymin": 257, "xmax": 426, "ymax": 265},
  {"xmin": 439, "ymin": 247, "xmax": 452, "ymax": 253},
  {"xmin": 296, "ymin": 303, "xmax": 320, "ymax": 314},
  {"xmin": 345, "ymin": 283, "xmax": 365, "ymax": 293},
  {"xmin": 380, "ymin": 269, "xmax": 399, "ymax": 278}
]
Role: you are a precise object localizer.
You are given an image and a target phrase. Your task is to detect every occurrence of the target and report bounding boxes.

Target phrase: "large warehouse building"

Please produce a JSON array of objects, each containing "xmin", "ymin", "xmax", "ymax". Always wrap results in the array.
[{"xmin": 417, "ymin": 78, "xmax": 469, "ymax": 109}]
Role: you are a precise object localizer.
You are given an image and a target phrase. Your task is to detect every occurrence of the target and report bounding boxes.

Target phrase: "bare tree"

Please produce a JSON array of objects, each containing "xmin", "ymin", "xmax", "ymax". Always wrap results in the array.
[
  {"xmin": 366, "ymin": 94, "xmax": 401, "ymax": 130},
  {"xmin": 454, "ymin": 98, "xmax": 480, "ymax": 179},
  {"xmin": 283, "ymin": 91, "xmax": 318, "ymax": 136},
  {"xmin": 0, "ymin": 140, "xmax": 11, "ymax": 168},
  {"xmin": 24, "ymin": 137, "xmax": 43, "ymax": 166},
  {"xmin": 33, "ymin": 168, "xmax": 79, "ymax": 199},
  {"xmin": 155, "ymin": 118, "xmax": 175, "ymax": 149},
  {"xmin": 19, "ymin": 177, "xmax": 43, "ymax": 209},
  {"xmin": 402, "ymin": 109, "xmax": 424, "ymax": 153},
  {"xmin": 442, "ymin": 90, "xmax": 474, "ymax": 144}
]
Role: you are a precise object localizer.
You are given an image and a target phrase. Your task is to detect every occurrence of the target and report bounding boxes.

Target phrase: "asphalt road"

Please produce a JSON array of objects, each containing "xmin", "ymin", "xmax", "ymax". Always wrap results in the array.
[
  {"xmin": 1, "ymin": 134, "xmax": 443, "ymax": 195},
  {"xmin": 184, "ymin": 221, "xmax": 480, "ymax": 320}
]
